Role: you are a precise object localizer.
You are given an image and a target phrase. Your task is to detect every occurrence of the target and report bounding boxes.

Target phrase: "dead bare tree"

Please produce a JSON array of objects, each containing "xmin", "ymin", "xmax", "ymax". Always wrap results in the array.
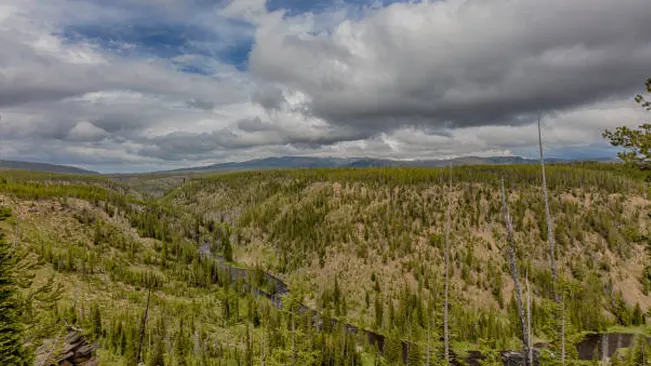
[
  {"xmin": 538, "ymin": 115, "xmax": 559, "ymax": 303},
  {"xmin": 426, "ymin": 317, "xmax": 431, "ymax": 366},
  {"xmin": 539, "ymin": 116, "xmax": 567, "ymax": 364},
  {"xmin": 527, "ymin": 271, "xmax": 533, "ymax": 366},
  {"xmin": 443, "ymin": 165, "xmax": 452, "ymax": 364},
  {"xmin": 261, "ymin": 319, "xmax": 267, "ymax": 366},
  {"xmin": 500, "ymin": 177, "xmax": 530, "ymax": 364},
  {"xmin": 13, "ymin": 216, "xmax": 18, "ymax": 249},
  {"xmin": 561, "ymin": 289, "xmax": 566, "ymax": 365},
  {"xmin": 291, "ymin": 306, "xmax": 296, "ymax": 366}
]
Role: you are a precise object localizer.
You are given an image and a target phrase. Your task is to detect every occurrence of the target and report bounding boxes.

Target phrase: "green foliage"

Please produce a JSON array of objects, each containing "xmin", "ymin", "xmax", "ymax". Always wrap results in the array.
[
  {"xmin": 603, "ymin": 123, "xmax": 651, "ymax": 171},
  {"xmin": 384, "ymin": 333, "xmax": 403, "ymax": 365},
  {"xmin": 407, "ymin": 343, "xmax": 422, "ymax": 366},
  {"xmin": 603, "ymin": 78, "xmax": 651, "ymax": 174},
  {"xmin": 90, "ymin": 302, "xmax": 102, "ymax": 339},
  {"xmin": 0, "ymin": 211, "xmax": 31, "ymax": 365}
]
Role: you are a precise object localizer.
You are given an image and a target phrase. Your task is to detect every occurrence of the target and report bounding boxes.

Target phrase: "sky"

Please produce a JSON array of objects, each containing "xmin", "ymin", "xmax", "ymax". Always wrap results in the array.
[{"xmin": 0, "ymin": 0, "xmax": 649, "ymax": 173}]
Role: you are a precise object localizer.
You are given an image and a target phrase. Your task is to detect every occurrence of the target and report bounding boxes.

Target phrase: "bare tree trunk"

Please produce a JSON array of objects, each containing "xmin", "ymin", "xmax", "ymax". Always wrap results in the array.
[
  {"xmin": 426, "ymin": 317, "xmax": 431, "ymax": 366},
  {"xmin": 261, "ymin": 323, "xmax": 266, "ymax": 366},
  {"xmin": 501, "ymin": 178, "xmax": 530, "ymax": 364},
  {"xmin": 601, "ymin": 333, "xmax": 608, "ymax": 366},
  {"xmin": 561, "ymin": 291, "xmax": 565, "ymax": 365},
  {"xmin": 14, "ymin": 217, "xmax": 18, "ymax": 249},
  {"xmin": 291, "ymin": 306, "xmax": 296, "ymax": 366},
  {"xmin": 444, "ymin": 165, "xmax": 452, "ymax": 365},
  {"xmin": 539, "ymin": 116, "xmax": 565, "ymax": 365},
  {"xmin": 527, "ymin": 271, "xmax": 533, "ymax": 366},
  {"xmin": 538, "ymin": 116, "xmax": 559, "ymax": 304},
  {"xmin": 136, "ymin": 286, "xmax": 152, "ymax": 365},
  {"xmin": 407, "ymin": 314, "xmax": 412, "ymax": 365}
]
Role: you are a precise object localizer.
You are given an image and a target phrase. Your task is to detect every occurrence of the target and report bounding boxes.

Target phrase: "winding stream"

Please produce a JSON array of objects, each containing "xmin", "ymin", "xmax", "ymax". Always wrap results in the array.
[{"xmin": 207, "ymin": 249, "xmax": 645, "ymax": 365}]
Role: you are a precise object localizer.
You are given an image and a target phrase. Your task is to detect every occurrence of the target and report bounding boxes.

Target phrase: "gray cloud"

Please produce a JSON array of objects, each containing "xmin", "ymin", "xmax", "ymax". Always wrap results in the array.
[
  {"xmin": 236, "ymin": 117, "xmax": 274, "ymax": 132},
  {"xmin": 249, "ymin": 0, "xmax": 651, "ymax": 134},
  {"xmin": 1, "ymin": 0, "xmax": 649, "ymax": 172},
  {"xmin": 0, "ymin": 38, "xmax": 247, "ymax": 108}
]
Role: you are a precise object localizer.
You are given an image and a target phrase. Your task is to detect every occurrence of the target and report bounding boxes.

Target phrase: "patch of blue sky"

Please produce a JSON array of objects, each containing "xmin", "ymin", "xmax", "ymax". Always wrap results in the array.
[
  {"xmin": 59, "ymin": 19, "xmax": 254, "ymax": 71},
  {"xmin": 60, "ymin": 23, "xmax": 213, "ymax": 57},
  {"xmin": 516, "ymin": 144, "xmax": 618, "ymax": 160},
  {"xmin": 266, "ymin": 0, "xmax": 417, "ymax": 17}
]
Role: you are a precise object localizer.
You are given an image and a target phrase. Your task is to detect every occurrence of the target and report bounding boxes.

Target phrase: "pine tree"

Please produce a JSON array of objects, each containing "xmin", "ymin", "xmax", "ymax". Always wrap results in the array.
[
  {"xmin": 375, "ymin": 295, "xmax": 384, "ymax": 329},
  {"xmin": 90, "ymin": 302, "xmax": 102, "ymax": 339},
  {"xmin": 407, "ymin": 343, "xmax": 422, "ymax": 366},
  {"xmin": 149, "ymin": 337, "xmax": 165, "ymax": 366},
  {"xmin": 175, "ymin": 318, "xmax": 188, "ymax": 366},
  {"xmin": 149, "ymin": 317, "xmax": 166, "ymax": 366},
  {"xmin": 628, "ymin": 335, "xmax": 648, "ymax": 366},
  {"xmin": 223, "ymin": 235, "xmax": 233, "ymax": 262},
  {"xmin": 0, "ymin": 208, "xmax": 31, "ymax": 365},
  {"xmin": 384, "ymin": 335, "xmax": 402, "ymax": 365},
  {"xmin": 632, "ymin": 303, "xmax": 645, "ymax": 325}
]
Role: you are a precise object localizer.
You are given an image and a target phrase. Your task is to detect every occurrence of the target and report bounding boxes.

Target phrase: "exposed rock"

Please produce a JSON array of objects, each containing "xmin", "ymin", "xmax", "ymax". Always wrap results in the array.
[
  {"xmin": 500, "ymin": 349, "xmax": 541, "ymax": 366},
  {"xmin": 35, "ymin": 326, "xmax": 98, "ymax": 366}
]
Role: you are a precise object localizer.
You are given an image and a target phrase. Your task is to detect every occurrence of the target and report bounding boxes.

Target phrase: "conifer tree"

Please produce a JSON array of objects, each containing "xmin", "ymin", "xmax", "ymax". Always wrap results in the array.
[
  {"xmin": 384, "ymin": 334, "xmax": 402, "ymax": 365},
  {"xmin": 375, "ymin": 295, "xmax": 384, "ymax": 330},
  {"xmin": 175, "ymin": 318, "xmax": 188, "ymax": 366},
  {"xmin": 407, "ymin": 342, "xmax": 422, "ymax": 366},
  {"xmin": 90, "ymin": 302, "xmax": 102, "ymax": 339},
  {"xmin": 0, "ymin": 208, "xmax": 30, "ymax": 365},
  {"xmin": 223, "ymin": 235, "xmax": 233, "ymax": 262},
  {"xmin": 149, "ymin": 336, "xmax": 165, "ymax": 366}
]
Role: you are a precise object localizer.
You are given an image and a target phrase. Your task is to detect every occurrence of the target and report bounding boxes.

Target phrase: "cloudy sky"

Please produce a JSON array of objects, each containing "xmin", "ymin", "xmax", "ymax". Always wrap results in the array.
[{"xmin": 0, "ymin": 0, "xmax": 649, "ymax": 172}]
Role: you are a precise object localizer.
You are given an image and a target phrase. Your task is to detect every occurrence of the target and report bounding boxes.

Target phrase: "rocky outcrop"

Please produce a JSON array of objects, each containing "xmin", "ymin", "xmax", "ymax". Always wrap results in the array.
[
  {"xmin": 35, "ymin": 326, "xmax": 98, "ymax": 366},
  {"xmin": 500, "ymin": 350, "xmax": 541, "ymax": 366},
  {"xmin": 56, "ymin": 327, "xmax": 99, "ymax": 366}
]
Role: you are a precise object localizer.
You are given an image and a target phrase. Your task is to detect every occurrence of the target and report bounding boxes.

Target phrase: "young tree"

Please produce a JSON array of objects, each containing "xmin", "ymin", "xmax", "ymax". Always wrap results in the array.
[
  {"xmin": 384, "ymin": 334, "xmax": 402, "ymax": 365},
  {"xmin": 407, "ymin": 342, "xmax": 422, "ymax": 366},
  {"xmin": 0, "ymin": 208, "xmax": 31, "ymax": 365},
  {"xmin": 149, "ymin": 337, "xmax": 165, "ymax": 366},
  {"xmin": 375, "ymin": 295, "xmax": 384, "ymax": 330},
  {"xmin": 90, "ymin": 302, "xmax": 102, "ymax": 340},
  {"xmin": 223, "ymin": 235, "xmax": 233, "ymax": 262}
]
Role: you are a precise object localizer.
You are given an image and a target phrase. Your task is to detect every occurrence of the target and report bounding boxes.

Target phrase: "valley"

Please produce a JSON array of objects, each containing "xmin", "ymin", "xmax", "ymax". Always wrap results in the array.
[{"xmin": 0, "ymin": 163, "xmax": 649, "ymax": 365}]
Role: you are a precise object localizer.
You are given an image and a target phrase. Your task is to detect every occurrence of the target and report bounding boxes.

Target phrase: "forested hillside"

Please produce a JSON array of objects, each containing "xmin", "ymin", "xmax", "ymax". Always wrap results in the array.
[{"xmin": 0, "ymin": 164, "xmax": 649, "ymax": 365}]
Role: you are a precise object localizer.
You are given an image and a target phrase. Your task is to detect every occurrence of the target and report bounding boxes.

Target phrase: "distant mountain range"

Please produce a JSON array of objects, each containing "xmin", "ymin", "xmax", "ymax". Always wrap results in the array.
[
  {"xmin": 160, "ymin": 155, "xmax": 618, "ymax": 174},
  {"xmin": 0, "ymin": 160, "xmax": 98, "ymax": 175},
  {"xmin": 0, "ymin": 156, "xmax": 619, "ymax": 176}
]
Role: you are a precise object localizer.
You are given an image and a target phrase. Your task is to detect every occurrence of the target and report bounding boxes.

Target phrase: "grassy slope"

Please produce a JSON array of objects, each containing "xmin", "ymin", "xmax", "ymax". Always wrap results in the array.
[
  {"xmin": 0, "ymin": 175, "xmax": 254, "ymax": 365},
  {"xmin": 1, "ymin": 165, "xmax": 650, "ymax": 364},
  {"xmin": 168, "ymin": 165, "xmax": 651, "ymax": 347}
]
